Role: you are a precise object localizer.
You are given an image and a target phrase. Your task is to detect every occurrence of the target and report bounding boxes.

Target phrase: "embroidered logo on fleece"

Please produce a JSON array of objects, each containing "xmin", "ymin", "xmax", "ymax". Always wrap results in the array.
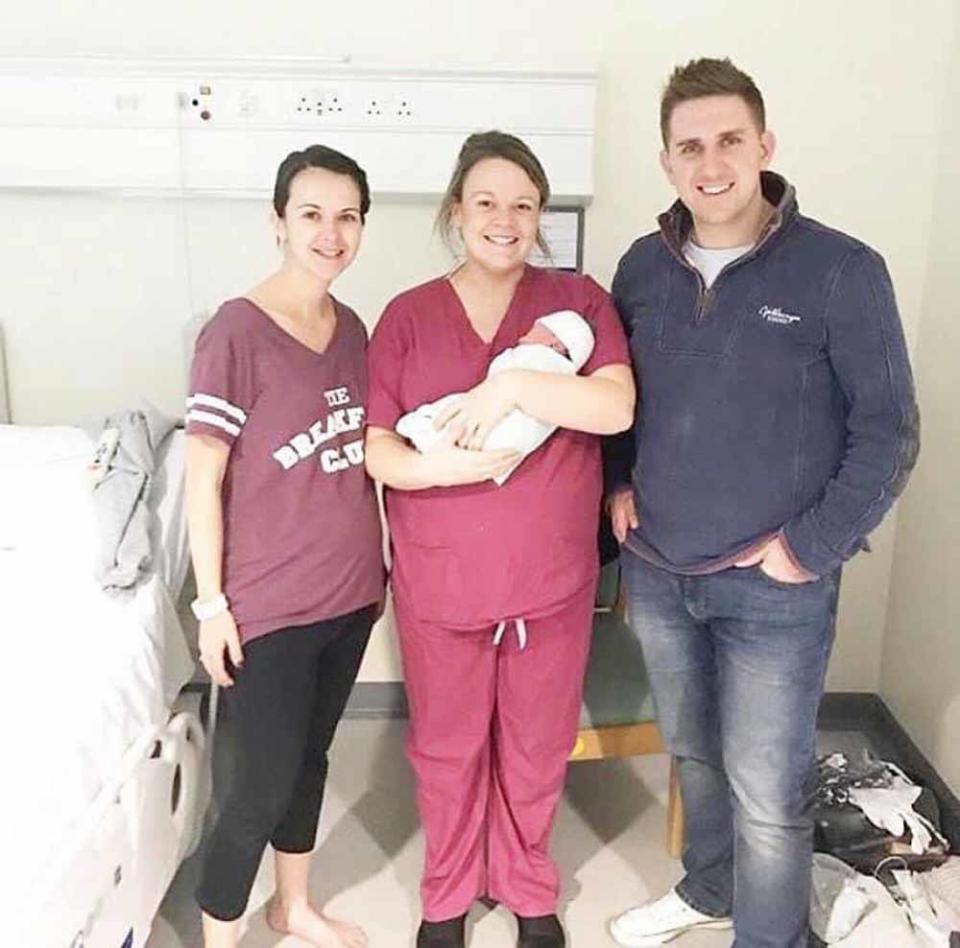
[{"xmin": 759, "ymin": 305, "xmax": 801, "ymax": 325}]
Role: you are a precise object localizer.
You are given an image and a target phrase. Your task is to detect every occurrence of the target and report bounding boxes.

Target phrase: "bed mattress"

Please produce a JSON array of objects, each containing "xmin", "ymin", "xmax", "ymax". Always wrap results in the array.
[{"xmin": 0, "ymin": 424, "xmax": 195, "ymax": 921}]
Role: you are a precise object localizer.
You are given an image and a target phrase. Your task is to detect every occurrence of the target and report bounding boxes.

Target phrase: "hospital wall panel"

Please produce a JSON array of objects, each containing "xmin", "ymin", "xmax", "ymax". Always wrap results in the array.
[{"xmin": 0, "ymin": 0, "xmax": 955, "ymax": 694}]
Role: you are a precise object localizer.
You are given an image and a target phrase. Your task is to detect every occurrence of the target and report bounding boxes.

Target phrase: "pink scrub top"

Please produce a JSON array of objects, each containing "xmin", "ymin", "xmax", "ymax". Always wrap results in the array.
[{"xmin": 366, "ymin": 266, "xmax": 630, "ymax": 628}]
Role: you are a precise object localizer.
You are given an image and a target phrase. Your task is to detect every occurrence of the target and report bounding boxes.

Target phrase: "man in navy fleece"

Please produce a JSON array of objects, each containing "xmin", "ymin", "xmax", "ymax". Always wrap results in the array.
[{"xmin": 606, "ymin": 58, "xmax": 919, "ymax": 948}]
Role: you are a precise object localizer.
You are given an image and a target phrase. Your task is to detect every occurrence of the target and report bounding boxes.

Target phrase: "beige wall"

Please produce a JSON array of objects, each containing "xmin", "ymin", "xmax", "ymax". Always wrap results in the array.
[
  {"xmin": 1, "ymin": 0, "xmax": 954, "ymax": 685},
  {"xmin": 879, "ymin": 14, "xmax": 960, "ymax": 795}
]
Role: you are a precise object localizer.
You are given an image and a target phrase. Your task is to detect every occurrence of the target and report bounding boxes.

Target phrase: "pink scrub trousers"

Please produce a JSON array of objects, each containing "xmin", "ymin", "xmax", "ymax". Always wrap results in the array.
[{"xmin": 394, "ymin": 586, "xmax": 595, "ymax": 922}]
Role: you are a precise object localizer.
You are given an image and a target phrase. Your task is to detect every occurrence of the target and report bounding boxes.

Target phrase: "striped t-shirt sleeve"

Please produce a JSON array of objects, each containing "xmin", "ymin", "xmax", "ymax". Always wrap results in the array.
[{"xmin": 185, "ymin": 316, "xmax": 256, "ymax": 446}]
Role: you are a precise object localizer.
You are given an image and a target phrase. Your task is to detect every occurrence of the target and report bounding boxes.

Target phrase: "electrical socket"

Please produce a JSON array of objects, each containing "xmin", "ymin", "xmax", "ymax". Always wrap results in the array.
[
  {"xmin": 362, "ymin": 95, "xmax": 413, "ymax": 120},
  {"xmin": 320, "ymin": 90, "xmax": 345, "ymax": 116},
  {"xmin": 296, "ymin": 89, "xmax": 345, "ymax": 118},
  {"xmin": 363, "ymin": 96, "xmax": 384, "ymax": 118},
  {"xmin": 295, "ymin": 92, "xmax": 317, "ymax": 116}
]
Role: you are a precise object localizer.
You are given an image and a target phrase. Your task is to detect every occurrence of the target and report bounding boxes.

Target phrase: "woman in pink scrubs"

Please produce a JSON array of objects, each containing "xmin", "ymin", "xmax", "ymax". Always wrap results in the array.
[{"xmin": 365, "ymin": 131, "xmax": 635, "ymax": 948}]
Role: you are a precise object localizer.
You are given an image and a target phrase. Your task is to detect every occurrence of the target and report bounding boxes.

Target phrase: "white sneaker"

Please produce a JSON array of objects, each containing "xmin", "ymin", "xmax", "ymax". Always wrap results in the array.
[{"xmin": 609, "ymin": 889, "xmax": 733, "ymax": 946}]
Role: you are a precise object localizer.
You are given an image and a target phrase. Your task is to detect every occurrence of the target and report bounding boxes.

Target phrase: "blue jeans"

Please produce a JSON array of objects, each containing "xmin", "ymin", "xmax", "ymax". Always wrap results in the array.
[{"xmin": 620, "ymin": 549, "xmax": 840, "ymax": 948}]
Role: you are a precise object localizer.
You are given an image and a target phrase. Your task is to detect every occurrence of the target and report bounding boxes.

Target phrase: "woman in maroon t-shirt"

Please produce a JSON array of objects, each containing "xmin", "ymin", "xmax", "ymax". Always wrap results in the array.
[
  {"xmin": 186, "ymin": 146, "xmax": 383, "ymax": 948},
  {"xmin": 365, "ymin": 132, "xmax": 635, "ymax": 948}
]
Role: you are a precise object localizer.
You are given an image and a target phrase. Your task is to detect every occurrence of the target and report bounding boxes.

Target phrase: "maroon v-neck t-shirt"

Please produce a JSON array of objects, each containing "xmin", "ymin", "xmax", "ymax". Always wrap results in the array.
[
  {"xmin": 187, "ymin": 297, "xmax": 384, "ymax": 643},
  {"xmin": 366, "ymin": 266, "xmax": 630, "ymax": 628}
]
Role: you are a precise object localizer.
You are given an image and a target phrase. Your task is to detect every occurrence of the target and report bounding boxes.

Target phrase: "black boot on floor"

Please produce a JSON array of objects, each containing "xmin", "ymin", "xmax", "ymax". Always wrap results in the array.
[
  {"xmin": 416, "ymin": 914, "xmax": 467, "ymax": 948},
  {"xmin": 516, "ymin": 913, "xmax": 565, "ymax": 948}
]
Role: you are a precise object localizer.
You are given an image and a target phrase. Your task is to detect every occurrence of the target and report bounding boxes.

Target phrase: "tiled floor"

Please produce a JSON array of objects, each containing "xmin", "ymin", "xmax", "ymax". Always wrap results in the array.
[
  {"xmin": 147, "ymin": 717, "xmax": 733, "ymax": 948},
  {"xmin": 147, "ymin": 718, "xmax": 927, "ymax": 948}
]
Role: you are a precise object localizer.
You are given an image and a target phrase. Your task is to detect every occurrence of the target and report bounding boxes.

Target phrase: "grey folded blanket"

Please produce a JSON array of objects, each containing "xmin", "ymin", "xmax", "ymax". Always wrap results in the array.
[{"xmin": 92, "ymin": 402, "xmax": 178, "ymax": 591}]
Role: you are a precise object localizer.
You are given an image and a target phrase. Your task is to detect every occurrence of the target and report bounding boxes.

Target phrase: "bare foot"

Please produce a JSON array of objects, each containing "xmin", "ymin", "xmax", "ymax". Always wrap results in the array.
[{"xmin": 266, "ymin": 896, "xmax": 367, "ymax": 948}]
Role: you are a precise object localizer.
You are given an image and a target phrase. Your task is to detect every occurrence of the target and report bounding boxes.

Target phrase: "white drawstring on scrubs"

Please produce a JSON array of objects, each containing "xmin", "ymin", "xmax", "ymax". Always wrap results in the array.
[{"xmin": 493, "ymin": 617, "xmax": 528, "ymax": 650}]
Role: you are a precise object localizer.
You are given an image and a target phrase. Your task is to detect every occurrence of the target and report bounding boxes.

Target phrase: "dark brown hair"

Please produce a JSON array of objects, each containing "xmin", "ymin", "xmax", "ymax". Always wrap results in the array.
[
  {"xmin": 660, "ymin": 58, "xmax": 765, "ymax": 147},
  {"xmin": 273, "ymin": 144, "xmax": 370, "ymax": 222},
  {"xmin": 436, "ymin": 130, "xmax": 551, "ymax": 256}
]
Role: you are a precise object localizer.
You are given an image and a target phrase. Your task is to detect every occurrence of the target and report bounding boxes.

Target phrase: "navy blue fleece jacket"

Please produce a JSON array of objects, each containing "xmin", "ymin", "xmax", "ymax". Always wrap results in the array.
[{"xmin": 606, "ymin": 172, "xmax": 919, "ymax": 577}]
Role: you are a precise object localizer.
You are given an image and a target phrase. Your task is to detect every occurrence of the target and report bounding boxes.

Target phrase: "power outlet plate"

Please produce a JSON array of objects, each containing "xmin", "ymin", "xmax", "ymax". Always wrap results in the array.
[{"xmin": 295, "ymin": 88, "xmax": 346, "ymax": 119}]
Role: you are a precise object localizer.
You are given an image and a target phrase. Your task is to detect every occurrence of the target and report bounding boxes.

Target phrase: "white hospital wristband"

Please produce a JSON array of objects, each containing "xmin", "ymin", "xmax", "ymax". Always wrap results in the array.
[{"xmin": 191, "ymin": 593, "xmax": 229, "ymax": 621}]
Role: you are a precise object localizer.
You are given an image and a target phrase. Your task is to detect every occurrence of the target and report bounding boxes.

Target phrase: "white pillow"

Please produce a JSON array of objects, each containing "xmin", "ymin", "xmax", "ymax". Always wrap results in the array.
[{"xmin": 0, "ymin": 425, "xmax": 99, "ymax": 571}]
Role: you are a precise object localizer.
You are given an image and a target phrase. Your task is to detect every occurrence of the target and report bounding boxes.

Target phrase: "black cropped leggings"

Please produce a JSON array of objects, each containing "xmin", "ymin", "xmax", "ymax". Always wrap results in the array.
[{"xmin": 197, "ymin": 604, "xmax": 374, "ymax": 921}]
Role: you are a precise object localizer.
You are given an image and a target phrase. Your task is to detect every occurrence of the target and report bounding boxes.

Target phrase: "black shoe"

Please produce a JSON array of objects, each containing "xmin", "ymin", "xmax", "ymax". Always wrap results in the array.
[
  {"xmin": 516, "ymin": 913, "xmax": 565, "ymax": 948},
  {"xmin": 416, "ymin": 914, "xmax": 467, "ymax": 948}
]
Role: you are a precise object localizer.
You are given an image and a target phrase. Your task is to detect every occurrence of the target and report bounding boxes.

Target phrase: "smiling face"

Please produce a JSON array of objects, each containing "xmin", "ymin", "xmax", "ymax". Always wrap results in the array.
[
  {"xmin": 453, "ymin": 157, "xmax": 542, "ymax": 276},
  {"xmin": 274, "ymin": 166, "xmax": 364, "ymax": 283},
  {"xmin": 660, "ymin": 94, "xmax": 776, "ymax": 247}
]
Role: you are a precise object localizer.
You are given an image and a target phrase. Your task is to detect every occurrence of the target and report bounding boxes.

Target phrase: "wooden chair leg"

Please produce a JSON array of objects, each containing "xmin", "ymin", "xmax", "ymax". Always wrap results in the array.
[{"xmin": 666, "ymin": 755, "xmax": 684, "ymax": 859}]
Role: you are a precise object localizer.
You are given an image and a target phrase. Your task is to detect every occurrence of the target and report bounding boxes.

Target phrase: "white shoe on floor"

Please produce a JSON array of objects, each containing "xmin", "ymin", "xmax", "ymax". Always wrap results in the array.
[{"xmin": 609, "ymin": 888, "xmax": 733, "ymax": 946}]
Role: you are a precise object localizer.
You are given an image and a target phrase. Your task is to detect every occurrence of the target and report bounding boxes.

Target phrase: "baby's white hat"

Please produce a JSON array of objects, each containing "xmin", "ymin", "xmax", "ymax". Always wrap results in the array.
[{"xmin": 536, "ymin": 310, "xmax": 595, "ymax": 371}]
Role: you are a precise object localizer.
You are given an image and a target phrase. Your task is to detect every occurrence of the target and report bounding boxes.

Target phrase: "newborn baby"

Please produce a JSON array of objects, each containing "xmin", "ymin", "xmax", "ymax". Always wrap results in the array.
[{"xmin": 396, "ymin": 309, "xmax": 594, "ymax": 485}]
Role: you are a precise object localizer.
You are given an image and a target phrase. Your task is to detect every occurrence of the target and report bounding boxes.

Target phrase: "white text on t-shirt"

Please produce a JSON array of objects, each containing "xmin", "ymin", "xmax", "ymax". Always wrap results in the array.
[{"xmin": 272, "ymin": 387, "xmax": 366, "ymax": 473}]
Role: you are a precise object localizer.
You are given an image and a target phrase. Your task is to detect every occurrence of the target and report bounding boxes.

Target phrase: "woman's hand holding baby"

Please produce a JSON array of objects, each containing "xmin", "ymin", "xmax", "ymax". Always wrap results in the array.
[
  {"xmin": 434, "ymin": 372, "xmax": 521, "ymax": 451},
  {"xmin": 424, "ymin": 439, "xmax": 520, "ymax": 486}
]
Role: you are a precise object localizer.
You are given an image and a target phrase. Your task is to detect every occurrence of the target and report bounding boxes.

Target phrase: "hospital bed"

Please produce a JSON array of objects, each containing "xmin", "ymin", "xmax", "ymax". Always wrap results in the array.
[{"xmin": 0, "ymin": 398, "xmax": 206, "ymax": 946}]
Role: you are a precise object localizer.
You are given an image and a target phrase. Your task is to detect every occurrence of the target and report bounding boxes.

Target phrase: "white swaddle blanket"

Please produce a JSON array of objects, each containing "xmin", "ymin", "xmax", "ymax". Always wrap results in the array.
[{"xmin": 396, "ymin": 310, "xmax": 594, "ymax": 485}]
